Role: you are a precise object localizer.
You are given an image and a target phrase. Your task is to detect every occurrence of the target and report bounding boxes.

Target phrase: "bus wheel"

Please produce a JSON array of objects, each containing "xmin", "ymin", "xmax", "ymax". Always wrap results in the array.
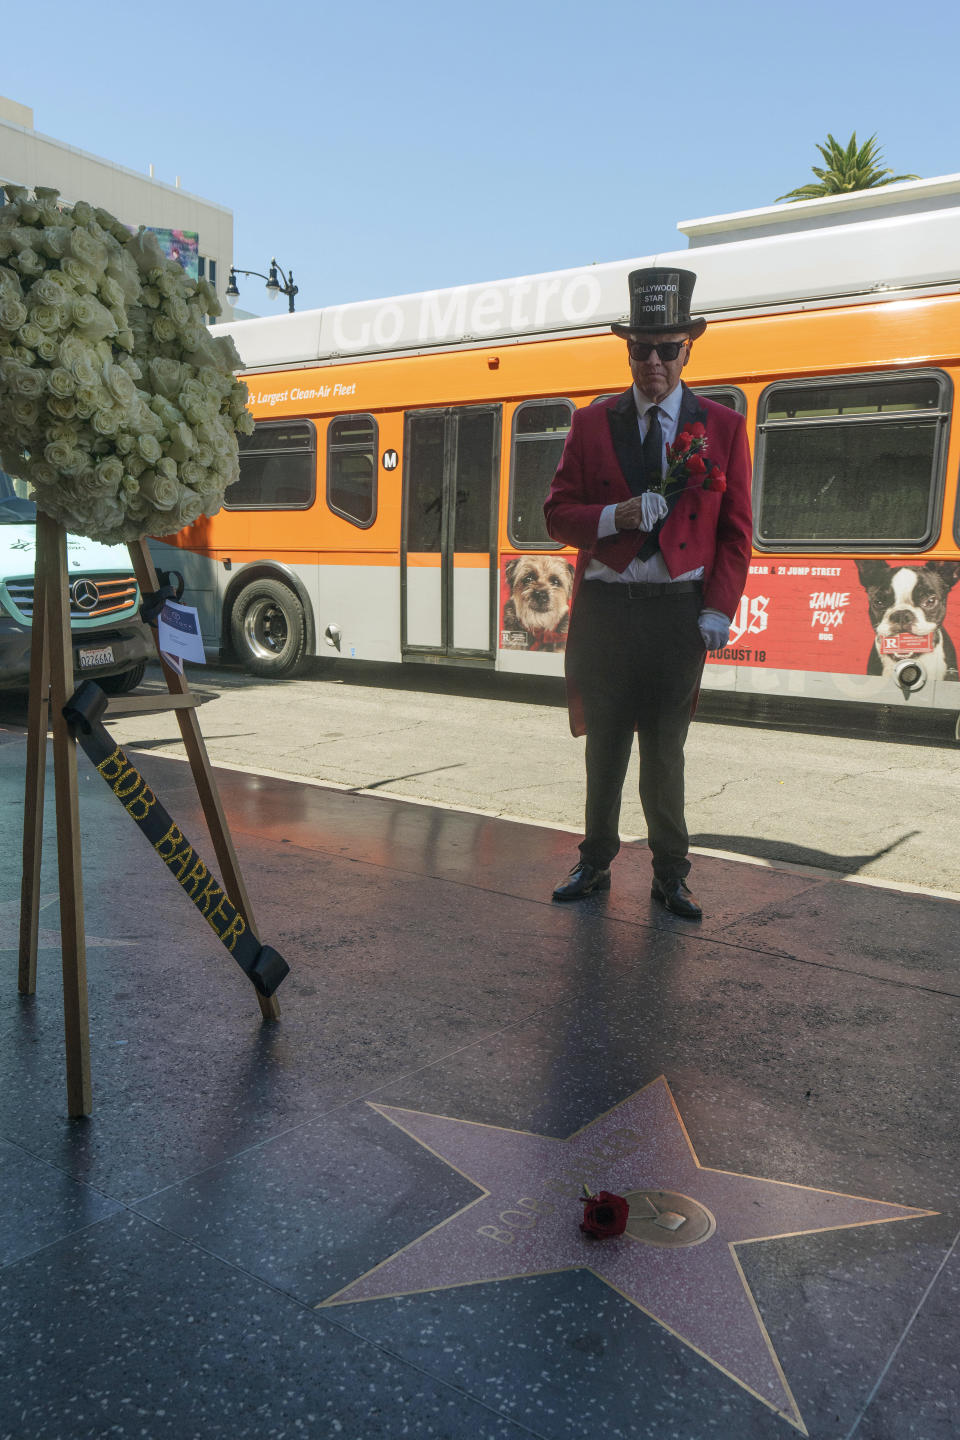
[{"xmin": 230, "ymin": 579, "xmax": 307, "ymax": 678}]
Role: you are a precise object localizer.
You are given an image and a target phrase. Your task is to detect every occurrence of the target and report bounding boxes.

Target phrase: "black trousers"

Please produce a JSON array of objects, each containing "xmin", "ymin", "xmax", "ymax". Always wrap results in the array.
[{"xmin": 566, "ymin": 580, "xmax": 706, "ymax": 881}]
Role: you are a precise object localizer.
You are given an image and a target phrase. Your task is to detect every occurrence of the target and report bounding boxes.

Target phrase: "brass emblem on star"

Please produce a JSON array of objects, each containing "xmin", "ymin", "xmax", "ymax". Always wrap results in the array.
[{"xmin": 622, "ymin": 1189, "xmax": 717, "ymax": 1247}]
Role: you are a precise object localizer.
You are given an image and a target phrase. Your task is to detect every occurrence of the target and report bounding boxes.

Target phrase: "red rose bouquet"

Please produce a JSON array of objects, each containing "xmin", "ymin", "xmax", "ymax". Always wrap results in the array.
[{"xmin": 655, "ymin": 422, "xmax": 726, "ymax": 497}]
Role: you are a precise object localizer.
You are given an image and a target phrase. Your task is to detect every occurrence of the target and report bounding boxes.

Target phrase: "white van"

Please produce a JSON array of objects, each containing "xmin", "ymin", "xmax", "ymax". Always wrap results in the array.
[{"xmin": 0, "ymin": 468, "xmax": 154, "ymax": 693}]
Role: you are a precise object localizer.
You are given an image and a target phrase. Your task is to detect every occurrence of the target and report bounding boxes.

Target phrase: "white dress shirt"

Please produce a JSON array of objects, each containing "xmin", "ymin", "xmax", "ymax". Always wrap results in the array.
[{"xmin": 583, "ymin": 382, "xmax": 729, "ymax": 622}]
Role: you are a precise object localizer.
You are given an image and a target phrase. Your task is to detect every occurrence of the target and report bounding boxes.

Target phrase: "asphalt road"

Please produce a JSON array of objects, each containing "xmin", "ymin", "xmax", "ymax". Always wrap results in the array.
[{"xmin": 3, "ymin": 658, "xmax": 959, "ymax": 893}]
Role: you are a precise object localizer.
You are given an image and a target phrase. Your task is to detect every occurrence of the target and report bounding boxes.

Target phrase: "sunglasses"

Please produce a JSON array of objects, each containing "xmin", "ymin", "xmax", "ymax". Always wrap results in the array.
[{"xmin": 628, "ymin": 339, "xmax": 689, "ymax": 362}]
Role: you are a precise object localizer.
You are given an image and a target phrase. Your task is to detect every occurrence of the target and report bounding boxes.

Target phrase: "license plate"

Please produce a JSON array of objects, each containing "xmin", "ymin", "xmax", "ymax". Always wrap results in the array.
[{"xmin": 78, "ymin": 645, "xmax": 115, "ymax": 668}]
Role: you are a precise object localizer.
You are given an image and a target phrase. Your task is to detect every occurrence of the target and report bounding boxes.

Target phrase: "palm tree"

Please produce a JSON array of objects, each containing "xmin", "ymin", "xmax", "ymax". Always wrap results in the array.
[{"xmin": 776, "ymin": 133, "xmax": 919, "ymax": 203}]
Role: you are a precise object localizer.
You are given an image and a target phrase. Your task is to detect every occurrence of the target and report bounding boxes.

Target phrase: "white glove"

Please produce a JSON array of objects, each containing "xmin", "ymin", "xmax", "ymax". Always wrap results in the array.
[
  {"xmin": 698, "ymin": 610, "xmax": 730, "ymax": 652},
  {"xmin": 640, "ymin": 490, "xmax": 669, "ymax": 530}
]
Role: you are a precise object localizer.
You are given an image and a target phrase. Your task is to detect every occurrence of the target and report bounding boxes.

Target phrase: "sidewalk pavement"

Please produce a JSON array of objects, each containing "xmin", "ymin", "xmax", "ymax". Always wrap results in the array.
[{"xmin": 0, "ymin": 727, "xmax": 957, "ymax": 1440}]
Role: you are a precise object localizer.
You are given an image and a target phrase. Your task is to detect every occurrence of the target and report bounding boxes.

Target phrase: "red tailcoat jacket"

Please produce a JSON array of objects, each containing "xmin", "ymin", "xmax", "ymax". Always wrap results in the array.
[{"xmin": 543, "ymin": 384, "xmax": 753, "ymax": 734}]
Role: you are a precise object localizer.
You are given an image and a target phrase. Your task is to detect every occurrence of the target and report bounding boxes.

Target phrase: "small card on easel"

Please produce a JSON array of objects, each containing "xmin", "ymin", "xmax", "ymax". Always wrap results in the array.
[{"xmin": 157, "ymin": 600, "xmax": 206, "ymax": 674}]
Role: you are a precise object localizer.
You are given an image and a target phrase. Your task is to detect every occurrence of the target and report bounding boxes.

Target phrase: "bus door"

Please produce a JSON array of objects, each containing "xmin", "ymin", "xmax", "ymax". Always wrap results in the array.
[{"xmin": 401, "ymin": 405, "xmax": 500, "ymax": 659}]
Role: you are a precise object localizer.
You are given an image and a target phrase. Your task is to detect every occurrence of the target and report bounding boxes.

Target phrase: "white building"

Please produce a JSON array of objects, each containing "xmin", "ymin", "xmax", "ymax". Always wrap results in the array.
[{"xmin": 0, "ymin": 94, "xmax": 233, "ymax": 312}]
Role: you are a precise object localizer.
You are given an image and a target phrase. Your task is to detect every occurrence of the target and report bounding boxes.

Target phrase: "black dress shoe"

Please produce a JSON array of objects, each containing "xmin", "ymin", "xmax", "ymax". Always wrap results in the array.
[
  {"xmin": 651, "ymin": 877, "xmax": 702, "ymax": 920},
  {"xmin": 553, "ymin": 861, "xmax": 611, "ymax": 902}
]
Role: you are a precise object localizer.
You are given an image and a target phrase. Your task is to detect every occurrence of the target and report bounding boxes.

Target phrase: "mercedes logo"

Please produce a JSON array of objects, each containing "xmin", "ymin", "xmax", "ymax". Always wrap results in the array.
[{"xmin": 71, "ymin": 578, "xmax": 100, "ymax": 612}]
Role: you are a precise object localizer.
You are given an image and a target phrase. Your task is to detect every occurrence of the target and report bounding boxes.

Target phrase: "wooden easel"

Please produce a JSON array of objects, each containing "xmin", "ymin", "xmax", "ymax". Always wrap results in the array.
[{"xmin": 17, "ymin": 512, "xmax": 279, "ymax": 1119}]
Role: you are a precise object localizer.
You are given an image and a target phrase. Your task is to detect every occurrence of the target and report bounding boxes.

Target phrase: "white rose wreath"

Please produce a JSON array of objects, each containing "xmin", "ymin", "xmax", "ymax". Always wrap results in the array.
[{"xmin": 0, "ymin": 184, "xmax": 253, "ymax": 544}]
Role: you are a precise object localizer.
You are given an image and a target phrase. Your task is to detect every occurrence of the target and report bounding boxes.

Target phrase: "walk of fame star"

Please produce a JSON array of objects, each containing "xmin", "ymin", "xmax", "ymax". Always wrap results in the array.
[{"xmin": 318, "ymin": 1077, "xmax": 935, "ymax": 1433}]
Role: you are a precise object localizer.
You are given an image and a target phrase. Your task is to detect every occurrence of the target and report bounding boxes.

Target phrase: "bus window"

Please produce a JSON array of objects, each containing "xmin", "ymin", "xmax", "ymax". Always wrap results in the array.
[
  {"xmin": 405, "ymin": 412, "xmax": 445, "ymax": 552},
  {"xmin": 228, "ymin": 420, "xmax": 316, "ymax": 509},
  {"xmin": 453, "ymin": 408, "xmax": 498, "ymax": 552},
  {"xmin": 693, "ymin": 386, "xmax": 746, "ymax": 414},
  {"xmin": 327, "ymin": 414, "xmax": 378, "ymax": 527},
  {"xmin": 509, "ymin": 399, "xmax": 572, "ymax": 549},
  {"xmin": 755, "ymin": 371, "xmax": 950, "ymax": 549}
]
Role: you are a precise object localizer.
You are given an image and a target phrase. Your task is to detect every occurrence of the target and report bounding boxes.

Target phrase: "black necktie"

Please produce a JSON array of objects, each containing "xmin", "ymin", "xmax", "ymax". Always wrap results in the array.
[
  {"xmin": 637, "ymin": 404, "xmax": 664, "ymax": 560},
  {"xmin": 642, "ymin": 404, "xmax": 663, "ymax": 487}
]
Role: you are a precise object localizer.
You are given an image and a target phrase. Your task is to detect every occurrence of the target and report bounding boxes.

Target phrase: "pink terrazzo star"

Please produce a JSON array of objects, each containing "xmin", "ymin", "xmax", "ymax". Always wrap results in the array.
[{"xmin": 319, "ymin": 1076, "xmax": 934, "ymax": 1432}]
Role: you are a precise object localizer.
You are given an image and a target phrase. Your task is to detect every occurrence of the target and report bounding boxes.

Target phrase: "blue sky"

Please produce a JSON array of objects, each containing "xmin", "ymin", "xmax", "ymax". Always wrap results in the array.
[{"xmin": 4, "ymin": 0, "xmax": 959, "ymax": 314}]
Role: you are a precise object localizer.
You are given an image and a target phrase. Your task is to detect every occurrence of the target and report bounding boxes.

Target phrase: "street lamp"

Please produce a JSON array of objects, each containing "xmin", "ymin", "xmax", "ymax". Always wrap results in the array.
[{"xmin": 225, "ymin": 258, "xmax": 299, "ymax": 313}]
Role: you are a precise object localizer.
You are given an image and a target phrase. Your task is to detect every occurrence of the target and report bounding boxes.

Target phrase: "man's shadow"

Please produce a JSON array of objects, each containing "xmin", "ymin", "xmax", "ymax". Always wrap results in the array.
[{"xmin": 687, "ymin": 829, "xmax": 921, "ymax": 875}]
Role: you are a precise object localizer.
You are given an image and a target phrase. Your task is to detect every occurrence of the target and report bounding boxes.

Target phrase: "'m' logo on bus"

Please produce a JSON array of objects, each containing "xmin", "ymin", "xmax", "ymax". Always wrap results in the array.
[{"xmin": 382, "ymin": 449, "xmax": 398, "ymax": 470}]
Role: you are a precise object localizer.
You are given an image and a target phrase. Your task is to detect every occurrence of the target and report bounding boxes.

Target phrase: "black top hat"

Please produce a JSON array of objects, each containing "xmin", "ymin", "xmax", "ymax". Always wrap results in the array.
[{"xmin": 611, "ymin": 267, "xmax": 707, "ymax": 340}]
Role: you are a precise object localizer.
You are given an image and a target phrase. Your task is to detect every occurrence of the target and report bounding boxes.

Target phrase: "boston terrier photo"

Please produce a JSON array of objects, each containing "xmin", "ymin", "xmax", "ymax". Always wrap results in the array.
[{"xmin": 855, "ymin": 559, "xmax": 960, "ymax": 683}]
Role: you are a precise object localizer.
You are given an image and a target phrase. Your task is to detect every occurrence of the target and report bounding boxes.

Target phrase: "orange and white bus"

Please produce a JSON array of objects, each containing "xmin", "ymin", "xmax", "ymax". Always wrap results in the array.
[{"xmin": 150, "ymin": 174, "xmax": 960, "ymax": 715}]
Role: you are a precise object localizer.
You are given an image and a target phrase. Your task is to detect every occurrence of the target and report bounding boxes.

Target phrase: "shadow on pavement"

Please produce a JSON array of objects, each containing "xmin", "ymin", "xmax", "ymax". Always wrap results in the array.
[{"xmin": 690, "ymin": 828, "xmax": 923, "ymax": 875}]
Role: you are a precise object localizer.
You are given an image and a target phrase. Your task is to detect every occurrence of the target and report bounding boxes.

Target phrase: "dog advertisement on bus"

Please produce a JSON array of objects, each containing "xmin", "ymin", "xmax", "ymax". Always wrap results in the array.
[
  {"xmin": 496, "ymin": 554, "xmax": 960, "ymax": 697},
  {"xmin": 500, "ymin": 556, "xmax": 574, "ymax": 652}
]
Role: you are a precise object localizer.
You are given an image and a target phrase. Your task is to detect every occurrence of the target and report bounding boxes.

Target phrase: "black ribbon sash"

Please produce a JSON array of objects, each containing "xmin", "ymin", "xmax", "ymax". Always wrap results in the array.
[{"xmin": 63, "ymin": 681, "xmax": 289, "ymax": 998}]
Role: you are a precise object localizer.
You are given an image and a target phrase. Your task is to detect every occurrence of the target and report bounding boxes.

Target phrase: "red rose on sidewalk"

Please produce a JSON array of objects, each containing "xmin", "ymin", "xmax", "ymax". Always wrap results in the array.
[{"xmin": 580, "ymin": 1189, "xmax": 629, "ymax": 1238}]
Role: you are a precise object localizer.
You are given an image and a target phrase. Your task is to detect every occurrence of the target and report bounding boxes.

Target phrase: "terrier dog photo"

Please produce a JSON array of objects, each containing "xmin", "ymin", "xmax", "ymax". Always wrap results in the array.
[
  {"xmin": 855, "ymin": 559, "xmax": 960, "ymax": 682},
  {"xmin": 502, "ymin": 555, "xmax": 574, "ymax": 651}
]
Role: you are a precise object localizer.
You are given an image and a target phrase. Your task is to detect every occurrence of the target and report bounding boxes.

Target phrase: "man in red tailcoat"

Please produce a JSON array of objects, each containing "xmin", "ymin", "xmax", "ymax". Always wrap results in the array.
[{"xmin": 543, "ymin": 267, "xmax": 752, "ymax": 918}]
